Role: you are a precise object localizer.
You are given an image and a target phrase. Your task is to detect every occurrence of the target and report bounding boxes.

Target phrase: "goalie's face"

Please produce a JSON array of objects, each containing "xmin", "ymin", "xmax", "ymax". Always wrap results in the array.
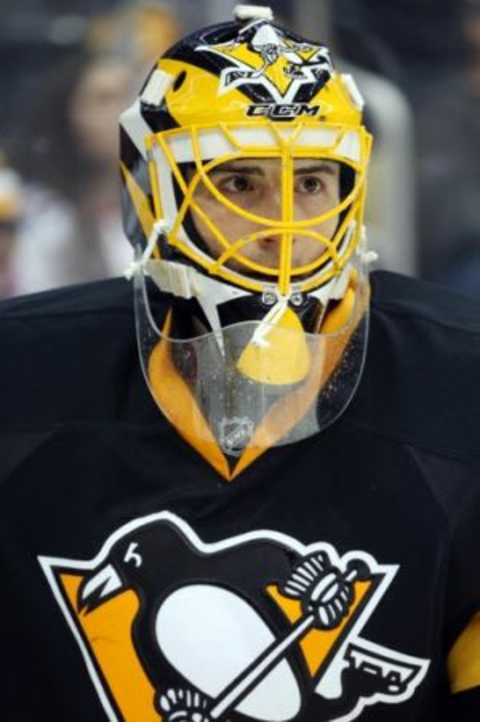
[{"xmin": 190, "ymin": 157, "xmax": 341, "ymax": 273}]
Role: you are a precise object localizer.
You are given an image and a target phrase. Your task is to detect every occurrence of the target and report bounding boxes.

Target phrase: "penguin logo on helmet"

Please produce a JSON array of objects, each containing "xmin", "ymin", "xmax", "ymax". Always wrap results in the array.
[{"xmin": 198, "ymin": 19, "xmax": 333, "ymax": 106}]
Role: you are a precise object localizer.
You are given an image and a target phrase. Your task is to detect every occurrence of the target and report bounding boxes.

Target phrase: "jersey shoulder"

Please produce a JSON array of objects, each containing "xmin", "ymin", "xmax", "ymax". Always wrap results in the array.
[
  {"xmin": 0, "ymin": 278, "xmax": 156, "ymax": 427},
  {"xmin": 350, "ymin": 271, "xmax": 480, "ymax": 463},
  {"xmin": 0, "ymin": 276, "xmax": 132, "ymax": 319},
  {"xmin": 371, "ymin": 270, "xmax": 480, "ymax": 332}
]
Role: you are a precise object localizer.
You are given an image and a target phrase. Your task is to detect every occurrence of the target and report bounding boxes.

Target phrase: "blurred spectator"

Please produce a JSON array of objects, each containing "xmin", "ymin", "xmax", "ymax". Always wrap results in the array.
[
  {"xmin": 12, "ymin": 51, "xmax": 134, "ymax": 294},
  {"xmin": 87, "ymin": 2, "xmax": 181, "ymax": 75},
  {"xmin": 10, "ymin": 3, "xmax": 181, "ymax": 296},
  {"xmin": 0, "ymin": 153, "xmax": 23, "ymax": 298}
]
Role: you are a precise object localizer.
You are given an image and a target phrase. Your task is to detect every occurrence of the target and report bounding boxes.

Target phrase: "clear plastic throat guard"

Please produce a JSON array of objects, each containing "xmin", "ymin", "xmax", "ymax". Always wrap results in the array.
[{"xmin": 133, "ymin": 246, "xmax": 369, "ymax": 477}]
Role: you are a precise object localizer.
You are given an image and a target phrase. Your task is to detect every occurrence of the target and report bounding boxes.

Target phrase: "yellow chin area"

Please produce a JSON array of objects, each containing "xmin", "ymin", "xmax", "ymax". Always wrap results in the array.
[
  {"xmin": 236, "ymin": 271, "xmax": 358, "ymax": 386},
  {"xmin": 321, "ymin": 286, "xmax": 356, "ymax": 334},
  {"xmin": 236, "ymin": 305, "xmax": 311, "ymax": 386}
]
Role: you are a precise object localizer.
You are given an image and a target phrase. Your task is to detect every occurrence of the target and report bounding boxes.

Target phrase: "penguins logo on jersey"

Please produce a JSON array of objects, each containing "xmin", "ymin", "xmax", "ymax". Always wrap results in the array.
[
  {"xmin": 39, "ymin": 512, "xmax": 429, "ymax": 722},
  {"xmin": 198, "ymin": 20, "xmax": 332, "ymax": 116}
]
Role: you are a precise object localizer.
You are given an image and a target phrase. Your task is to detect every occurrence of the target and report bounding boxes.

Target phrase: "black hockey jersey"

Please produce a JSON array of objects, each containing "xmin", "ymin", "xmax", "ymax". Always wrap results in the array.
[{"xmin": 1, "ymin": 270, "xmax": 479, "ymax": 722}]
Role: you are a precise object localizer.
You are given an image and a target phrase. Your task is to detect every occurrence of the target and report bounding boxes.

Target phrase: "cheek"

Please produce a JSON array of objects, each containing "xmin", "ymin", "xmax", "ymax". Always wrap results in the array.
[
  {"xmin": 317, "ymin": 214, "xmax": 339, "ymax": 239},
  {"xmin": 296, "ymin": 203, "xmax": 339, "ymax": 241},
  {"xmin": 190, "ymin": 208, "xmax": 233, "ymax": 260},
  {"xmin": 193, "ymin": 198, "xmax": 252, "ymax": 239}
]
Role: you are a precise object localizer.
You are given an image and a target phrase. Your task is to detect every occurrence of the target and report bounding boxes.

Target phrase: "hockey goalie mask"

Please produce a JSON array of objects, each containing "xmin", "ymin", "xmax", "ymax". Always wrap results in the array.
[{"xmin": 120, "ymin": 6, "xmax": 374, "ymax": 480}]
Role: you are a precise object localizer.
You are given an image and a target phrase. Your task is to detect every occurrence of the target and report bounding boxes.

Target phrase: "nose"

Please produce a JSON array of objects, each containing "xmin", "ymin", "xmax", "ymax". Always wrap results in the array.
[
  {"xmin": 257, "ymin": 231, "xmax": 283, "ymax": 250},
  {"xmin": 256, "ymin": 185, "xmax": 283, "ymax": 221}
]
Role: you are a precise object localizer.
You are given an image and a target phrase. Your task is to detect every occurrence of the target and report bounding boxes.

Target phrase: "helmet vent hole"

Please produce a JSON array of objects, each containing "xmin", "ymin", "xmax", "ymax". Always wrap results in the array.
[{"xmin": 173, "ymin": 71, "xmax": 187, "ymax": 92}]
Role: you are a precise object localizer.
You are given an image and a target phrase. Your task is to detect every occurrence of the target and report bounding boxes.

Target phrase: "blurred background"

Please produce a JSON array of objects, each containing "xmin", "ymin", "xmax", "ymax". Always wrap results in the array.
[{"xmin": 1, "ymin": 0, "xmax": 479, "ymax": 299}]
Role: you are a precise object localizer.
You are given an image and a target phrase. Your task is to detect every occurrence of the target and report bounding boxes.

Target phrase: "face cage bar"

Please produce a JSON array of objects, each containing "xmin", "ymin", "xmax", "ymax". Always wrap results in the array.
[{"xmin": 145, "ymin": 120, "xmax": 372, "ymax": 296}]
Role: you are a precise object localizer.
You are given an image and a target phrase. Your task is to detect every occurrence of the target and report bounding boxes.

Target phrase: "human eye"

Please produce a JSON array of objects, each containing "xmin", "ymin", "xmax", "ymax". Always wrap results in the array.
[
  {"xmin": 295, "ymin": 175, "xmax": 325, "ymax": 195},
  {"xmin": 218, "ymin": 173, "xmax": 255, "ymax": 194}
]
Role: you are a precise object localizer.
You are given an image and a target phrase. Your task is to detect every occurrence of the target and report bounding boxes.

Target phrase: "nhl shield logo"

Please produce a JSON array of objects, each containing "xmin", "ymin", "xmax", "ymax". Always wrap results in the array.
[
  {"xmin": 219, "ymin": 415, "xmax": 255, "ymax": 455},
  {"xmin": 39, "ymin": 512, "xmax": 429, "ymax": 721}
]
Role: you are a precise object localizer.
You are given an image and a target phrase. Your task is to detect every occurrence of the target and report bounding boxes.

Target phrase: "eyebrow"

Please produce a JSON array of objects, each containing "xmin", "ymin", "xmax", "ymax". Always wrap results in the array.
[
  {"xmin": 295, "ymin": 164, "xmax": 338, "ymax": 176},
  {"xmin": 209, "ymin": 162, "xmax": 338, "ymax": 176}
]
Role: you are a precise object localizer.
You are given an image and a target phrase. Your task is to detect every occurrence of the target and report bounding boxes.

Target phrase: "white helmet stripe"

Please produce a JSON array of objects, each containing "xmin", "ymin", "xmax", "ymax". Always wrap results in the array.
[
  {"xmin": 120, "ymin": 100, "xmax": 153, "ymax": 160},
  {"xmin": 141, "ymin": 69, "xmax": 174, "ymax": 107}
]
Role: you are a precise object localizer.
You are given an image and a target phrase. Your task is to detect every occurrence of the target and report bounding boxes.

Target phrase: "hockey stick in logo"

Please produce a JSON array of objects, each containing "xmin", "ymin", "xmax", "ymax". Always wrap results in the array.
[{"xmin": 159, "ymin": 552, "xmax": 370, "ymax": 722}]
